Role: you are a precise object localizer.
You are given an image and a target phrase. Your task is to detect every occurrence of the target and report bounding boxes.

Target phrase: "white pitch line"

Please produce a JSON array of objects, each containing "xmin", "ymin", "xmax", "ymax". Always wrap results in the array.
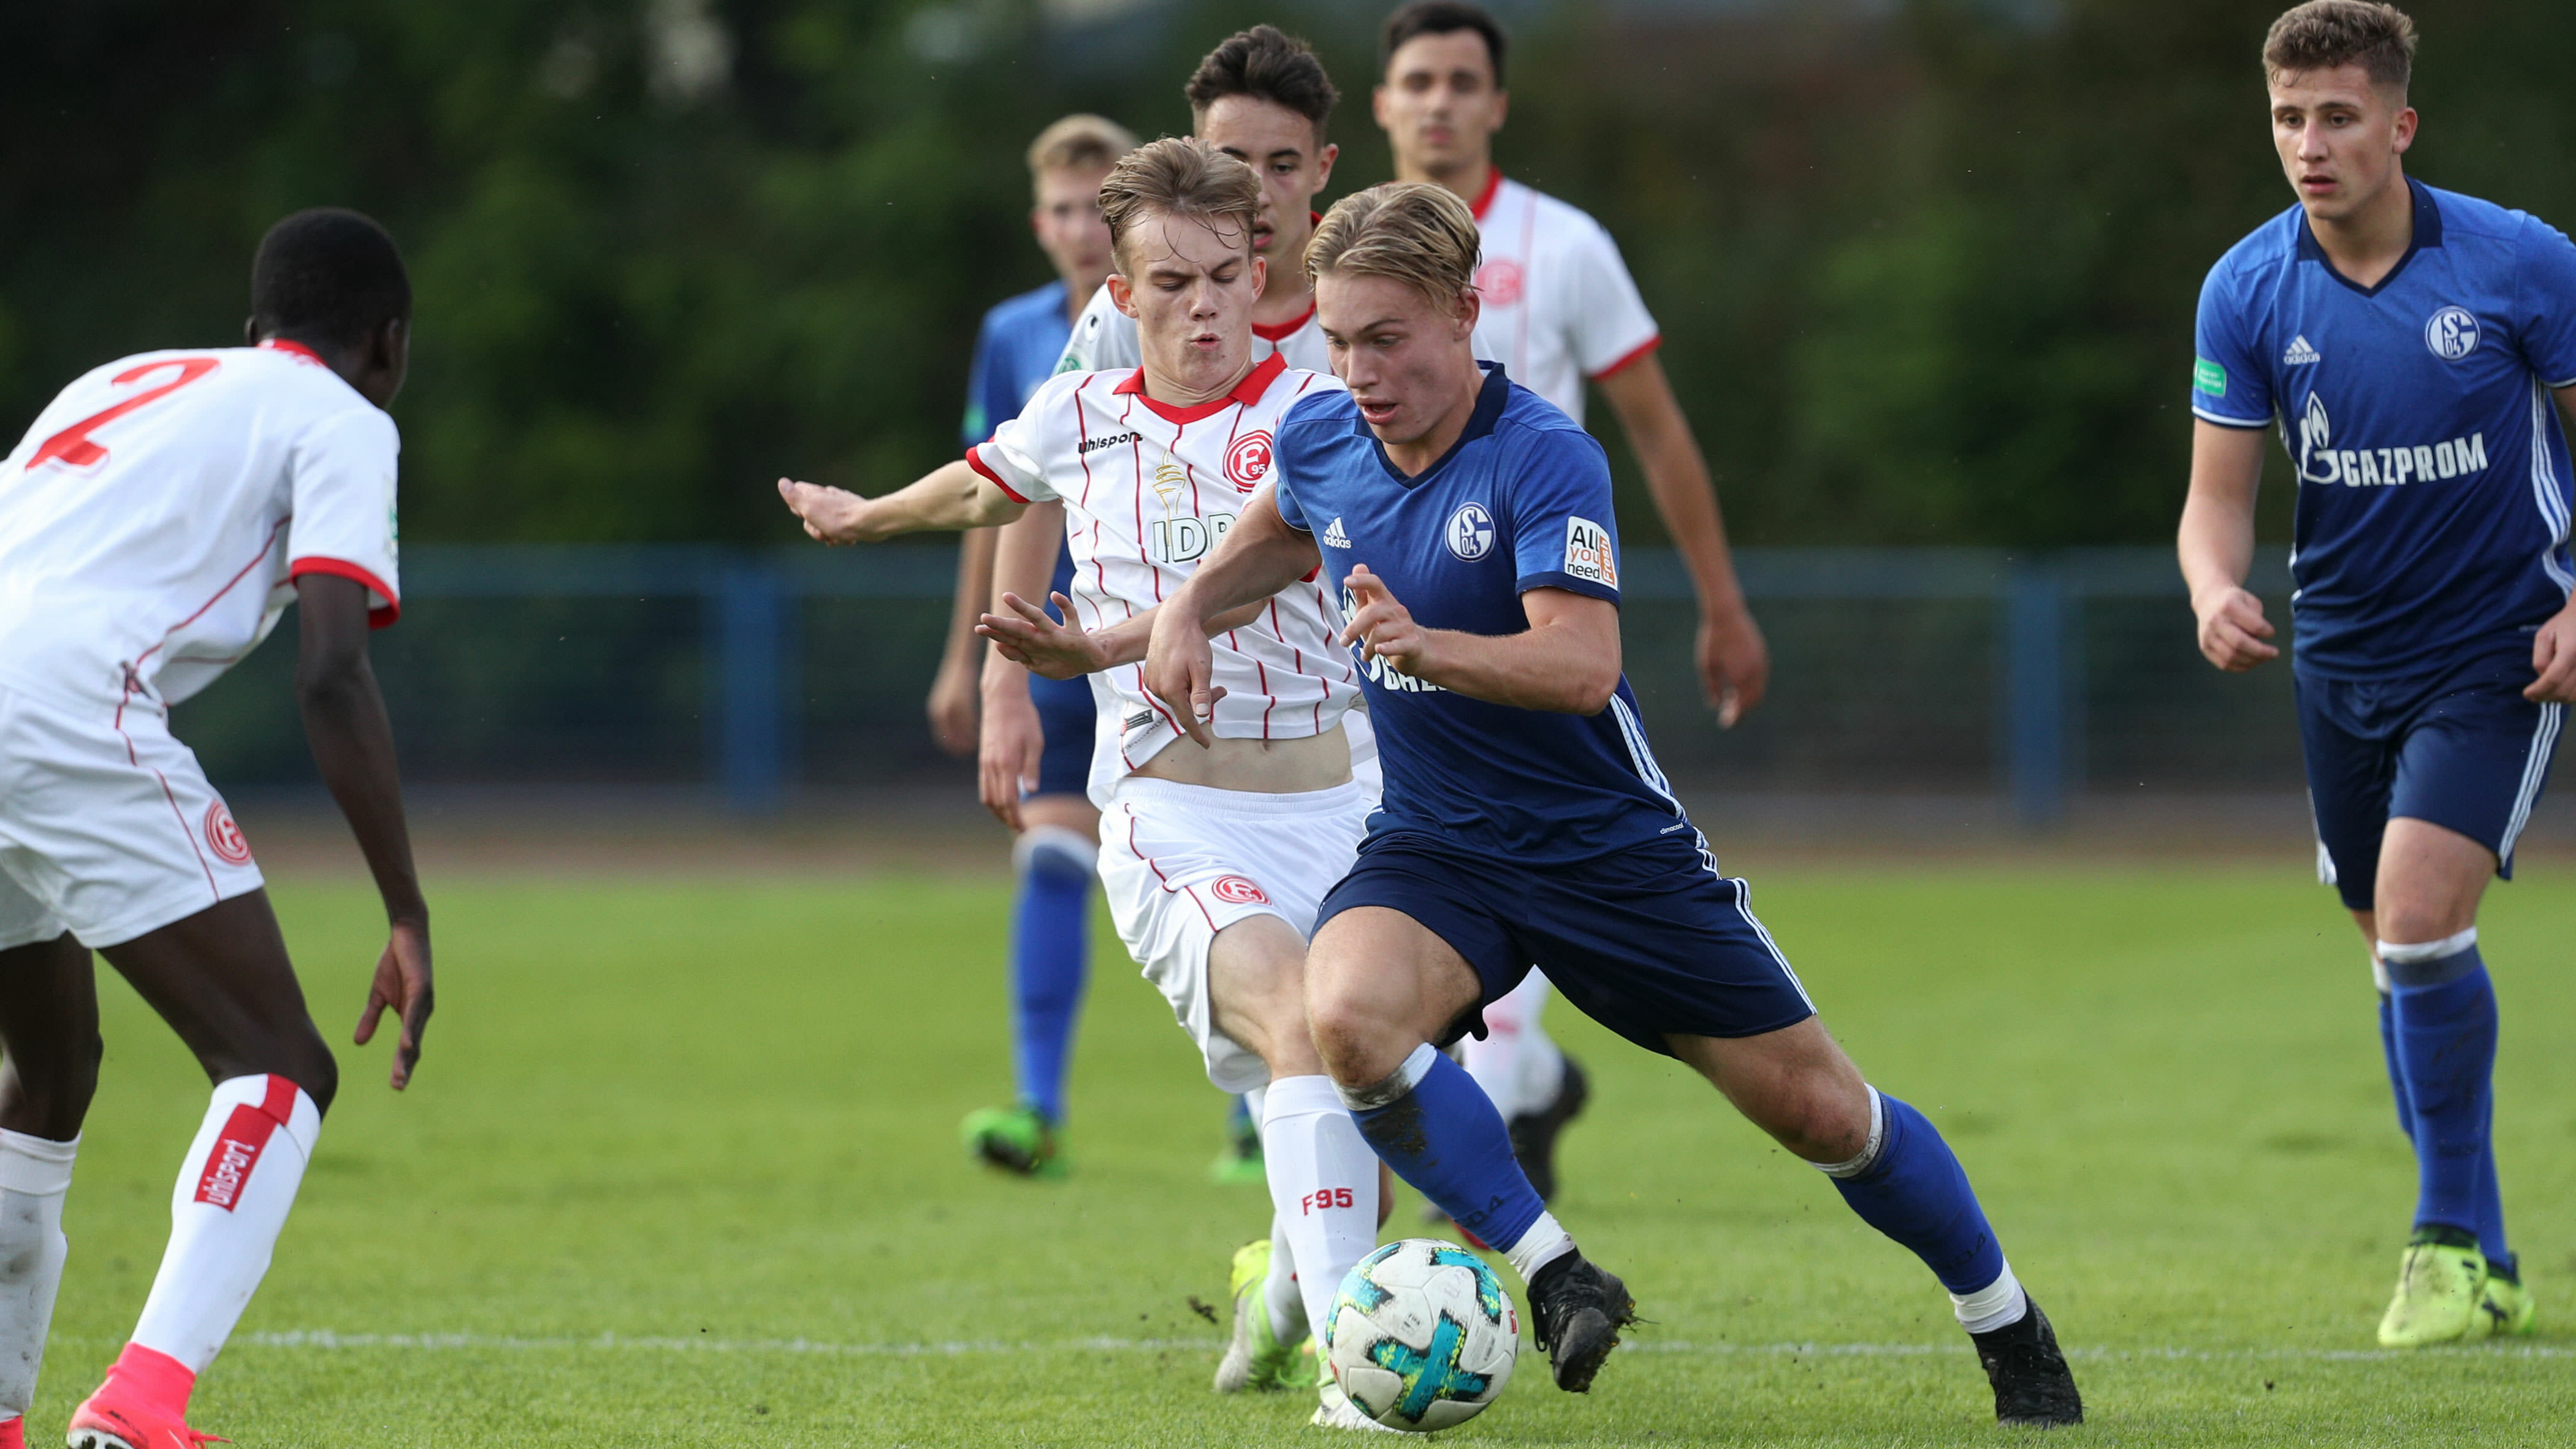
[{"xmin": 233, "ymin": 1331, "xmax": 2575, "ymax": 1363}]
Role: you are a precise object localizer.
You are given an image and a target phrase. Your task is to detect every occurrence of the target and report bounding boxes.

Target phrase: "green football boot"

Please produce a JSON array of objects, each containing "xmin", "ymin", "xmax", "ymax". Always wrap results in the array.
[
  {"xmin": 1213, "ymin": 1239, "xmax": 1303, "ymax": 1393},
  {"xmin": 958, "ymin": 1103, "xmax": 1065, "ymax": 1179},
  {"xmin": 2377, "ymin": 1230, "xmax": 2487, "ymax": 1348},
  {"xmin": 2478, "ymin": 1261, "xmax": 2537, "ymax": 1339}
]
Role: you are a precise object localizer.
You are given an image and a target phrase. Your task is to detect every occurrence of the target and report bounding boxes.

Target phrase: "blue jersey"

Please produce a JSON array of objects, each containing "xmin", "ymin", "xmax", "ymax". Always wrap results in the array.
[
  {"xmin": 966, "ymin": 281, "xmax": 1077, "ymax": 596},
  {"xmin": 1275, "ymin": 363, "xmax": 1698, "ymax": 864},
  {"xmin": 2194, "ymin": 180, "xmax": 2576, "ymax": 680}
]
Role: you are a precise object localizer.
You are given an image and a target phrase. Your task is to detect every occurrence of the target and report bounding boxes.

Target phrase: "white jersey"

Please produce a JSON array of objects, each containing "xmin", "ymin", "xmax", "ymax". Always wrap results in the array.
[
  {"xmin": 0, "ymin": 341, "xmax": 400, "ymax": 712},
  {"xmin": 967, "ymin": 352, "xmax": 1360, "ymax": 805},
  {"xmin": 1467, "ymin": 172, "xmax": 1663, "ymax": 425},
  {"xmin": 1057, "ymin": 281, "xmax": 1337, "ymax": 376}
]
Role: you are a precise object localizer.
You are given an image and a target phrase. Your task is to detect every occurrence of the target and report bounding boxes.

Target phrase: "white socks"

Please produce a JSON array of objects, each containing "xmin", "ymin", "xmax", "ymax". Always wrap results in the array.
[
  {"xmin": 1259, "ymin": 1075, "xmax": 1379, "ymax": 1341},
  {"xmin": 0, "ymin": 1131, "xmax": 76, "ymax": 1423},
  {"xmin": 130, "ymin": 1076, "xmax": 320, "ymax": 1375},
  {"xmin": 1953, "ymin": 1260, "xmax": 2029, "ymax": 1335},
  {"xmin": 1461, "ymin": 972, "xmax": 1564, "ymax": 1119}
]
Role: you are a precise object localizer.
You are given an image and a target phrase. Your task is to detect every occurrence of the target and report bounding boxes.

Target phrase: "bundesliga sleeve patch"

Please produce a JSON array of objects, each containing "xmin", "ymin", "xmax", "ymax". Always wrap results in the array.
[
  {"xmin": 1563, "ymin": 516, "xmax": 1619, "ymax": 588},
  {"xmin": 2193, "ymin": 358, "xmax": 2227, "ymax": 397}
]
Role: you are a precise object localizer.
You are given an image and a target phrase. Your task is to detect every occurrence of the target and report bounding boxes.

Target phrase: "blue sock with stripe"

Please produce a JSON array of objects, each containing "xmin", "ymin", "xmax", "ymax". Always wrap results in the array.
[
  {"xmin": 1341, "ymin": 1044, "xmax": 1549, "ymax": 1255},
  {"xmin": 2379, "ymin": 934, "xmax": 2498, "ymax": 1244},
  {"xmin": 1009, "ymin": 826, "xmax": 1094, "ymax": 1125},
  {"xmin": 1821, "ymin": 1090, "xmax": 2007, "ymax": 1297}
]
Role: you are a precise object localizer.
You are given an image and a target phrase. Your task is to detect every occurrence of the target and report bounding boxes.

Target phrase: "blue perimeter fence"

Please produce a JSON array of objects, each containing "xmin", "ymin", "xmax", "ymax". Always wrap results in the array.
[{"xmin": 174, "ymin": 544, "xmax": 2301, "ymax": 826}]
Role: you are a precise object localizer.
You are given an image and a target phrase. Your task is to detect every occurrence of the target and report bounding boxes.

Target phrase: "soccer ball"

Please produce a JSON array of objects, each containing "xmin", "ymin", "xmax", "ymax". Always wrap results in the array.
[{"xmin": 1323, "ymin": 1238, "xmax": 1520, "ymax": 1432}]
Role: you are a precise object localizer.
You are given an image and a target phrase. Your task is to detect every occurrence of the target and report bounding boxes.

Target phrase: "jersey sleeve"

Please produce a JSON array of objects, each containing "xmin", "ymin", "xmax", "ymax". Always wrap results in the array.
[
  {"xmin": 1502, "ymin": 424, "xmax": 1621, "ymax": 603},
  {"xmin": 2192, "ymin": 261, "xmax": 2273, "ymax": 428},
  {"xmin": 284, "ymin": 405, "xmax": 403, "ymax": 627},
  {"xmin": 2513, "ymin": 216, "xmax": 2576, "ymax": 389},
  {"xmin": 1270, "ymin": 390, "xmax": 1343, "ymax": 534},
  {"xmin": 964, "ymin": 377, "xmax": 1063, "ymax": 504},
  {"xmin": 1054, "ymin": 284, "xmax": 1141, "ymax": 375},
  {"xmin": 960, "ymin": 308, "xmax": 1008, "ymax": 450},
  {"xmin": 1564, "ymin": 218, "xmax": 1662, "ymax": 380}
]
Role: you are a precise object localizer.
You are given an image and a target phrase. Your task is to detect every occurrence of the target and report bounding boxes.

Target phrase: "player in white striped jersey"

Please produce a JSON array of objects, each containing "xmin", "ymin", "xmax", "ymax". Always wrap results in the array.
[
  {"xmin": 1370, "ymin": 0, "xmax": 1777, "ymax": 1199},
  {"xmin": 1054, "ymin": 26, "xmax": 1341, "ymax": 377},
  {"xmin": 779, "ymin": 139, "xmax": 1389, "ymax": 1430}
]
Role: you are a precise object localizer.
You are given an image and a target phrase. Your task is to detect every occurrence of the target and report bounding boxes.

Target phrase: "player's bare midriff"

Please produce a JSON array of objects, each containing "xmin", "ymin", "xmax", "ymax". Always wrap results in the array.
[{"xmin": 1129, "ymin": 721, "xmax": 1351, "ymax": 794}]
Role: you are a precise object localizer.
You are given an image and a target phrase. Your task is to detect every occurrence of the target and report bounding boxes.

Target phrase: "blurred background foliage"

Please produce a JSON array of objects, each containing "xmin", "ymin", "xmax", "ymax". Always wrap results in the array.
[{"xmin": 4, "ymin": 0, "xmax": 2572, "ymax": 548}]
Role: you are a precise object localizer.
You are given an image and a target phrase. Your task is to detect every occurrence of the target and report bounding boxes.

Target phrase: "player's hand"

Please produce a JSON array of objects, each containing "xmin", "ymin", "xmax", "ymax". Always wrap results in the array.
[
  {"xmin": 925, "ymin": 653, "xmax": 978, "ymax": 757},
  {"xmin": 2192, "ymin": 585, "xmax": 2278, "ymax": 671},
  {"xmin": 2528, "ymin": 599, "xmax": 2576, "ymax": 702},
  {"xmin": 354, "ymin": 916, "xmax": 432, "ymax": 1091},
  {"xmin": 1145, "ymin": 604, "xmax": 1225, "ymax": 747},
  {"xmin": 1339, "ymin": 565, "xmax": 1433, "ymax": 677},
  {"xmin": 1698, "ymin": 602, "xmax": 1769, "ymax": 728},
  {"xmin": 978, "ymin": 676, "xmax": 1046, "ymax": 829},
  {"xmin": 778, "ymin": 477, "xmax": 870, "ymax": 545},
  {"xmin": 978, "ymin": 593, "xmax": 1110, "ymax": 680}
]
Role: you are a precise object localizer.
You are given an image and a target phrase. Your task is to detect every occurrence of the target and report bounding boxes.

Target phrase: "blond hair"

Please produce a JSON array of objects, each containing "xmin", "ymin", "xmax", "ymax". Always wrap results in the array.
[
  {"xmin": 1096, "ymin": 137, "xmax": 1262, "ymax": 268},
  {"xmin": 1025, "ymin": 113, "xmax": 1137, "ymax": 181},
  {"xmin": 1306, "ymin": 181, "xmax": 1480, "ymax": 307},
  {"xmin": 2263, "ymin": 2, "xmax": 2417, "ymax": 93}
]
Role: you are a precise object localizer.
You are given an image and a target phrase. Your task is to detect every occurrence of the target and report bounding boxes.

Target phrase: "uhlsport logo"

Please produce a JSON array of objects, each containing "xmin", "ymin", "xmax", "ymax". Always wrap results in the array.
[
  {"xmin": 204, "ymin": 801, "xmax": 252, "ymax": 866},
  {"xmin": 1210, "ymin": 875, "xmax": 1269, "ymax": 905},
  {"xmin": 1446, "ymin": 502, "xmax": 1496, "ymax": 560},
  {"xmin": 1225, "ymin": 431, "xmax": 1273, "ymax": 491},
  {"xmin": 2426, "ymin": 306, "xmax": 2481, "ymax": 361},
  {"xmin": 2295, "ymin": 392, "xmax": 2488, "ymax": 488}
]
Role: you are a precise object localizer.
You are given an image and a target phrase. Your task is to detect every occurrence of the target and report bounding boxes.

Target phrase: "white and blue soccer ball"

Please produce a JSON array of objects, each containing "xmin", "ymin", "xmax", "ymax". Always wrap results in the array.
[{"xmin": 1323, "ymin": 1239, "xmax": 1520, "ymax": 1432}]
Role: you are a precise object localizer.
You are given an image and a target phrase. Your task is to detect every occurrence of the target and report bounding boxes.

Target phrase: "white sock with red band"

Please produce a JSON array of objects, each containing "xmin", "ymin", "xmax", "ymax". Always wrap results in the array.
[
  {"xmin": 1461, "ymin": 973, "xmax": 1564, "ymax": 1119},
  {"xmin": 120, "ymin": 1075, "xmax": 321, "ymax": 1402},
  {"xmin": 1259, "ymin": 1075, "xmax": 1380, "ymax": 1343},
  {"xmin": 0, "ymin": 1130, "xmax": 77, "ymax": 1439}
]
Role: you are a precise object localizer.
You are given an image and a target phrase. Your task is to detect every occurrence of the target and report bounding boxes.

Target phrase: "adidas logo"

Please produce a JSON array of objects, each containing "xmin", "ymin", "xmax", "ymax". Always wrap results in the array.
[
  {"xmin": 2283, "ymin": 335, "xmax": 2322, "ymax": 365},
  {"xmin": 1320, "ymin": 517, "xmax": 1352, "ymax": 549}
]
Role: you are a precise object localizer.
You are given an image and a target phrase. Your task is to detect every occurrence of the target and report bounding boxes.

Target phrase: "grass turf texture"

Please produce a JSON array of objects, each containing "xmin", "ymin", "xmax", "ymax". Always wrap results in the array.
[{"xmin": 28, "ymin": 864, "xmax": 2576, "ymax": 1446}]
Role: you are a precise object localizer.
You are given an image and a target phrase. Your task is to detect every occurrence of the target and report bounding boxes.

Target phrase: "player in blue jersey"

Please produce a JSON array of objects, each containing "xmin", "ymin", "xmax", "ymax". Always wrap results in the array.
[
  {"xmin": 1143, "ymin": 182, "xmax": 2082, "ymax": 1424},
  {"xmin": 934, "ymin": 114, "xmax": 1136, "ymax": 1178},
  {"xmin": 2179, "ymin": 2, "xmax": 2574, "ymax": 1347}
]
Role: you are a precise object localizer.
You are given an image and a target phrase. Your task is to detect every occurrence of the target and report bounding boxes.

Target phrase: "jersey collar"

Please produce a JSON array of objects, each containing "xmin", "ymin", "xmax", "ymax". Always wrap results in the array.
[
  {"xmin": 1252, "ymin": 296, "xmax": 1317, "ymax": 342},
  {"xmin": 257, "ymin": 338, "xmax": 327, "ymax": 366},
  {"xmin": 2295, "ymin": 177, "xmax": 2442, "ymax": 298},
  {"xmin": 1468, "ymin": 167, "xmax": 1504, "ymax": 222},
  {"xmin": 1115, "ymin": 351, "xmax": 1288, "ymax": 424},
  {"xmin": 1367, "ymin": 362, "xmax": 1512, "ymax": 489}
]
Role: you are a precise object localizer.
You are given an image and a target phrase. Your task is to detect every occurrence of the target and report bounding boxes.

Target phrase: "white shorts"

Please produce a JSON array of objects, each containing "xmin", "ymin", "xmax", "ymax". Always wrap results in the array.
[
  {"xmin": 1098, "ymin": 775, "xmax": 1374, "ymax": 1093},
  {"xmin": 0, "ymin": 683, "xmax": 265, "ymax": 951}
]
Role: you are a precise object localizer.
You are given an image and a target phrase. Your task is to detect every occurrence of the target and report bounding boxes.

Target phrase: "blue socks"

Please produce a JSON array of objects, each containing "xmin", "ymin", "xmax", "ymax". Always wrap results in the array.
[
  {"xmin": 1008, "ymin": 826, "xmax": 1095, "ymax": 1126},
  {"xmin": 1342, "ymin": 1044, "xmax": 1549, "ymax": 1254},
  {"xmin": 1821, "ymin": 1090, "xmax": 2007, "ymax": 1298},
  {"xmin": 2378, "ymin": 933, "xmax": 2503, "ymax": 1261}
]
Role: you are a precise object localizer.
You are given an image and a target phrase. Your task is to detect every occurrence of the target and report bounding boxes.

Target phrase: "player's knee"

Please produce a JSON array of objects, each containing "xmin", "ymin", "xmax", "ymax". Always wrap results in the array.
[
  {"xmin": 1013, "ymin": 824, "xmax": 1097, "ymax": 888},
  {"xmin": 1745, "ymin": 1073, "xmax": 1872, "ymax": 1165},
  {"xmin": 1305, "ymin": 992, "xmax": 1409, "ymax": 1086},
  {"xmin": 10, "ymin": 1032, "xmax": 102, "ymax": 1140}
]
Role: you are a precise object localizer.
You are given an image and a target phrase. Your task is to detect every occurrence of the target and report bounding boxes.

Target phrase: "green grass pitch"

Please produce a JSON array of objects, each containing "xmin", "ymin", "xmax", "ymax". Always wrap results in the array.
[{"xmin": 26, "ymin": 861, "xmax": 2576, "ymax": 1445}]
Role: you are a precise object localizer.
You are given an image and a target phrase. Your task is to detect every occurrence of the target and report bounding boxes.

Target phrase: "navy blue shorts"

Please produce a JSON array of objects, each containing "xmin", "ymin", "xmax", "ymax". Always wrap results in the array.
[
  {"xmin": 1314, "ymin": 830, "xmax": 1817, "ymax": 1057},
  {"xmin": 2297, "ymin": 648, "xmax": 2563, "ymax": 911},
  {"xmin": 1029, "ymin": 673, "xmax": 1095, "ymax": 800}
]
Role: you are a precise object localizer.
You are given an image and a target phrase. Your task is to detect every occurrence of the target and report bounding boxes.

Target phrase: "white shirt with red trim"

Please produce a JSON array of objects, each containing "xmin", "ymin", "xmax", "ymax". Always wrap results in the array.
[
  {"xmin": 1467, "ymin": 171, "xmax": 1662, "ymax": 426},
  {"xmin": 0, "ymin": 341, "xmax": 400, "ymax": 710},
  {"xmin": 967, "ymin": 353, "xmax": 1361, "ymax": 806},
  {"xmin": 1056, "ymin": 281, "xmax": 1336, "ymax": 377}
]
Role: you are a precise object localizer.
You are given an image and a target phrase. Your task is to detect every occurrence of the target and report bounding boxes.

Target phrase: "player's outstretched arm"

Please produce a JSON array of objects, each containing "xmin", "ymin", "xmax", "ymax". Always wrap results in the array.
[
  {"xmin": 777, "ymin": 459, "xmax": 1024, "ymax": 545},
  {"xmin": 2529, "ymin": 383, "xmax": 2576, "ymax": 702},
  {"xmin": 2178, "ymin": 420, "xmax": 2278, "ymax": 672},
  {"xmin": 1341, "ymin": 566, "xmax": 1622, "ymax": 713},
  {"xmin": 293, "ymin": 572, "xmax": 432, "ymax": 1090},
  {"xmin": 1596, "ymin": 355, "xmax": 1769, "ymax": 726},
  {"xmin": 1145, "ymin": 489, "xmax": 1324, "ymax": 744}
]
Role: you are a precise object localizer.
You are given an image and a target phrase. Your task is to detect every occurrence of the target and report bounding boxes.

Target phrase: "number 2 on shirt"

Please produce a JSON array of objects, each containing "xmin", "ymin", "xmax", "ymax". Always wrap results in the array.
[{"xmin": 29, "ymin": 356, "xmax": 221, "ymax": 471}]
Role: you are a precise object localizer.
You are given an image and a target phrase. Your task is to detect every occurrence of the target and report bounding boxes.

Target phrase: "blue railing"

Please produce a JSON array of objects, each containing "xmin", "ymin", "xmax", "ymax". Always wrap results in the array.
[{"xmin": 355, "ymin": 543, "xmax": 2286, "ymax": 824}]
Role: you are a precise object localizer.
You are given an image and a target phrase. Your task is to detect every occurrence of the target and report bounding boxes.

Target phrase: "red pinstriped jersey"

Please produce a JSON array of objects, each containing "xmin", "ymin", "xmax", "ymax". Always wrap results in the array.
[{"xmin": 967, "ymin": 352, "xmax": 1360, "ymax": 805}]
